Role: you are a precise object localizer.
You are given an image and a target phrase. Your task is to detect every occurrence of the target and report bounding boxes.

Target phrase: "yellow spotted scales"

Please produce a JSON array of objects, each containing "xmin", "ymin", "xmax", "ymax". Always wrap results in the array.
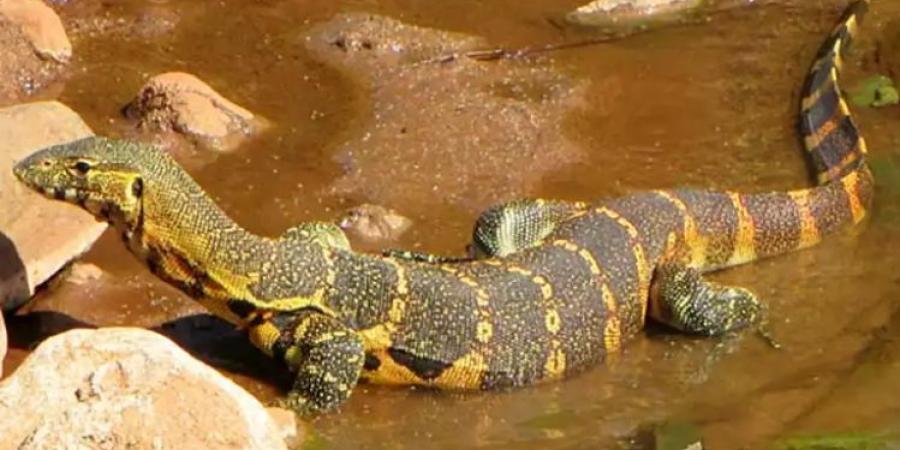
[{"xmin": 13, "ymin": 1, "xmax": 874, "ymax": 414}]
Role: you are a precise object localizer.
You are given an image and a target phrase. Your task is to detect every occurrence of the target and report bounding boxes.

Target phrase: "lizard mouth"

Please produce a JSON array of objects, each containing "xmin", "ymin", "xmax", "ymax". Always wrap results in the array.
[{"xmin": 12, "ymin": 157, "xmax": 92, "ymax": 204}]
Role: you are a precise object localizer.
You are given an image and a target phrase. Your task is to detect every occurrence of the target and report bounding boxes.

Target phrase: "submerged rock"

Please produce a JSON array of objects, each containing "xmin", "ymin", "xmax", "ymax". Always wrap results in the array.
[
  {"xmin": 306, "ymin": 13, "xmax": 587, "ymax": 212},
  {"xmin": 0, "ymin": 328, "xmax": 297, "ymax": 450},
  {"xmin": 0, "ymin": 0, "xmax": 72, "ymax": 63},
  {"xmin": 0, "ymin": 101, "xmax": 106, "ymax": 312},
  {"xmin": 124, "ymin": 72, "xmax": 264, "ymax": 151},
  {"xmin": 339, "ymin": 203, "xmax": 412, "ymax": 243},
  {"xmin": 567, "ymin": 0, "xmax": 704, "ymax": 27}
]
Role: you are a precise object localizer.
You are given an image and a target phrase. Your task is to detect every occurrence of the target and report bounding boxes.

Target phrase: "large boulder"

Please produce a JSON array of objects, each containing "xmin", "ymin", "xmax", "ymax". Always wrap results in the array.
[
  {"xmin": 0, "ymin": 101, "xmax": 107, "ymax": 311},
  {"xmin": 0, "ymin": 327, "xmax": 299, "ymax": 450}
]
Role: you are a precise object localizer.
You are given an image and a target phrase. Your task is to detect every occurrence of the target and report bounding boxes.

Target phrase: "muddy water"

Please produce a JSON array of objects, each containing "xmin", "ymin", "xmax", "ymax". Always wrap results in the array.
[{"xmin": 5, "ymin": 0, "xmax": 900, "ymax": 448}]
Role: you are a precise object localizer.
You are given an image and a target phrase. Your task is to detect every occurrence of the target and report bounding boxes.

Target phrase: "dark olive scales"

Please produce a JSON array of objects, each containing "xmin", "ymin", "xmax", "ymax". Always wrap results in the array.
[{"xmin": 12, "ymin": 0, "xmax": 873, "ymax": 414}]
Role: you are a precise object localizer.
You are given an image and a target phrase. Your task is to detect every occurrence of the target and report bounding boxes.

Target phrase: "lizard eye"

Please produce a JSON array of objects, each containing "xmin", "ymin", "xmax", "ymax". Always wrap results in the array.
[{"xmin": 73, "ymin": 161, "xmax": 91, "ymax": 175}]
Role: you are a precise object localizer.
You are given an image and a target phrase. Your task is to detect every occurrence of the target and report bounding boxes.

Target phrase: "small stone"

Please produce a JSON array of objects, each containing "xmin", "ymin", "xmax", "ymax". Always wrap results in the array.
[
  {"xmin": 124, "ymin": 72, "xmax": 264, "ymax": 151},
  {"xmin": 566, "ymin": 0, "xmax": 702, "ymax": 27},
  {"xmin": 0, "ymin": 102, "xmax": 106, "ymax": 311},
  {"xmin": 339, "ymin": 203, "xmax": 412, "ymax": 243},
  {"xmin": 64, "ymin": 262, "xmax": 106, "ymax": 286},
  {"xmin": 0, "ymin": 0, "xmax": 72, "ymax": 63},
  {"xmin": 0, "ymin": 328, "xmax": 296, "ymax": 450}
]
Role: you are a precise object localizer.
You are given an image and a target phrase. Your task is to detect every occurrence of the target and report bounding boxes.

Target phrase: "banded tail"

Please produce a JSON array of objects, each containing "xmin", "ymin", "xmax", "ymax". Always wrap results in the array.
[
  {"xmin": 800, "ymin": 0, "xmax": 870, "ymax": 185},
  {"xmin": 663, "ymin": 1, "xmax": 876, "ymax": 271}
]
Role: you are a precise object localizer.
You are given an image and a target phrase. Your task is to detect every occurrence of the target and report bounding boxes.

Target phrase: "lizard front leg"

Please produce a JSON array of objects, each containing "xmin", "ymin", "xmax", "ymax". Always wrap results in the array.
[{"xmin": 251, "ymin": 310, "xmax": 364, "ymax": 415}]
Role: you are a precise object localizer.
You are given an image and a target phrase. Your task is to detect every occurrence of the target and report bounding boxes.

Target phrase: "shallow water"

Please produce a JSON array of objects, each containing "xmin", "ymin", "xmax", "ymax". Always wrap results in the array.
[{"xmin": 5, "ymin": 0, "xmax": 900, "ymax": 448}]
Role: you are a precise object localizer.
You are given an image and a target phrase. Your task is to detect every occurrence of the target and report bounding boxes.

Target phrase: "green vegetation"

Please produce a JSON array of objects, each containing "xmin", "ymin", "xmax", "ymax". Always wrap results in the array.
[{"xmin": 850, "ymin": 75, "xmax": 899, "ymax": 108}]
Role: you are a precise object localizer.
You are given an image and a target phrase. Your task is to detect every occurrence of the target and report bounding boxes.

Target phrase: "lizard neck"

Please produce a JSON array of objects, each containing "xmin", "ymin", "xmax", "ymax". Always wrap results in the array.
[{"xmin": 109, "ymin": 159, "xmax": 278, "ymax": 323}]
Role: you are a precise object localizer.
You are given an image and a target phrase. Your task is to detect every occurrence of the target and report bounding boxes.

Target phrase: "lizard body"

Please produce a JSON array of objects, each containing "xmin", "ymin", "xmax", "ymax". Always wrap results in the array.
[{"xmin": 13, "ymin": 0, "xmax": 873, "ymax": 414}]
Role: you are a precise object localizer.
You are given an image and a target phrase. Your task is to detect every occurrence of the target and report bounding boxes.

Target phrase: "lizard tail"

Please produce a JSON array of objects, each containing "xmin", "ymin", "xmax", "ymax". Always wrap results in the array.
[
  {"xmin": 799, "ymin": 0, "xmax": 870, "ymax": 185},
  {"xmin": 666, "ymin": 1, "xmax": 876, "ymax": 271}
]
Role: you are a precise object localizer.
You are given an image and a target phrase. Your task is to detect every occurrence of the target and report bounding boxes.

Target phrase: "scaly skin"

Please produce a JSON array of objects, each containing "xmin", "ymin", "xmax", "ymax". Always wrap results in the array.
[{"xmin": 13, "ymin": 1, "xmax": 873, "ymax": 414}]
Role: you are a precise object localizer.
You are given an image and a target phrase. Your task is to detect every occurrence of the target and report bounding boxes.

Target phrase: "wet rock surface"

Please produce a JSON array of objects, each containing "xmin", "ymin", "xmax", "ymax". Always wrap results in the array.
[
  {"xmin": 0, "ymin": 101, "xmax": 106, "ymax": 312},
  {"xmin": 0, "ymin": 327, "xmax": 297, "ymax": 450},
  {"xmin": 124, "ymin": 72, "xmax": 264, "ymax": 151},
  {"xmin": 306, "ymin": 13, "xmax": 587, "ymax": 213}
]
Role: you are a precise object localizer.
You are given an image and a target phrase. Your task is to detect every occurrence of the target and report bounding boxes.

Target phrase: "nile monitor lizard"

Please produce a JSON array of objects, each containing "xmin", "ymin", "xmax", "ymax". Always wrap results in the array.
[{"xmin": 13, "ymin": 0, "xmax": 874, "ymax": 415}]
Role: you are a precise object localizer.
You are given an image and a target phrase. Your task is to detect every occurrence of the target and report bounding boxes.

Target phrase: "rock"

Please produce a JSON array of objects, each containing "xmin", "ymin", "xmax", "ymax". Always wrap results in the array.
[
  {"xmin": 338, "ymin": 203, "xmax": 413, "ymax": 243},
  {"xmin": 566, "ymin": 0, "xmax": 703, "ymax": 26},
  {"xmin": 306, "ymin": 14, "xmax": 586, "ymax": 212},
  {"xmin": 0, "ymin": 328, "xmax": 296, "ymax": 450},
  {"xmin": 124, "ymin": 72, "xmax": 263, "ymax": 151},
  {"xmin": 0, "ymin": 101, "xmax": 106, "ymax": 311},
  {"xmin": 0, "ymin": 14, "xmax": 65, "ymax": 104},
  {"xmin": 64, "ymin": 262, "xmax": 106, "ymax": 286},
  {"xmin": 0, "ymin": 311, "xmax": 6, "ymax": 377},
  {"xmin": 0, "ymin": 0, "xmax": 72, "ymax": 63},
  {"xmin": 266, "ymin": 407, "xmax": 303, "ymax": 449}
]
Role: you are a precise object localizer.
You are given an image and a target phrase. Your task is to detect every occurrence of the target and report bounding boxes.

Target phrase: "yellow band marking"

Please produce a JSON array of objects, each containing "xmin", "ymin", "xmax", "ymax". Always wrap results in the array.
[
  {"xmin": 358, "ymin": 323, "xmax": 396, "ymax": 348},
  {"xmin": 595, "ymin": 207, "xmax": 639, "ymax": 239},
  {"xmin": 803, "ymin": 106, "xmax": 839, "ymax": 150},
  {"xmin": 551, "ymin": 239, "xmax": 580, "ymax": 252},
  {"xmin": 727, "ymin": 193, "xmax": 757, "ymax": 266},
  {"xmin": 545, "ymin": 309, "xmax": 561, "ymax": 335},
  {"xmin": 434, "ymin": 351, "xmax": 486, "ymax": 390},
  {"xmin": 247, "ymin": 321, "xmax": 280, "ymax": 357},
  {"xmin": 601, "ymin": 283, "xmax": 617, "ymax": 317},
  {"xmin": 476, "ymin": 320, "xmax": 493, "ymax": 343},
  {"xmin": 388, "ymin": 298, "xmax": 405, "ymax": 324},
  {"xmin": 550, "ymin": 239, "xmax": 602, "ymax": 276},
  {"xmin": 841, "ymin": 171, "xmax": 866, "ymax": 224},
  {"xmin": 657, "ymin": 191, "xmax": 707, "ymax": 267},
  {"xmin": 362, "ymin": 349, "xmax": 427, "ymax": 386},
  {"xmin": 577, "ymin": 248, "xmax": 601, "ymax": 275},
  {"xmin": 787, "ymin": 189, "xmax": 821, "ymax": 249},
  {"xmin": 543, "ymin": 345, "xmax": 566, "ymax": 380},
  {"xmin": 383, "ymin": 258, "xmax": 409, "ymax": 295},
  {"xmin": 507, "ymin": 265, "xmax": 534, "ymax": 277},
  {"xmin": 531, "ymin": 275, "xmax": 553, "ymax": 299},
  {"xmin": 603, "ymin": 316, "xmax": 622, "ymax": 353},
  {"xmin": 818, "ymin": 143, "xmax": 863, "ymax": 183},
  {"xmin": 441, "ymin": 265, "xmax": 494, "ymax": 349}
]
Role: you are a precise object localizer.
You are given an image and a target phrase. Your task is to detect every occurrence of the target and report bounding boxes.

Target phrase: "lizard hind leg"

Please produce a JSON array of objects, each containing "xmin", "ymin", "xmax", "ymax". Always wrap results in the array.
[
  {"xmin": 649, "ymin": 262, "xmax": 773, "ymax": 342},
  {"xmin": 267, "ymin": 310, "xmax": 365, "ymax": 415},
  {"xmin": 471, "ymin": 198, "xmax": 589, "ymax": 258}
]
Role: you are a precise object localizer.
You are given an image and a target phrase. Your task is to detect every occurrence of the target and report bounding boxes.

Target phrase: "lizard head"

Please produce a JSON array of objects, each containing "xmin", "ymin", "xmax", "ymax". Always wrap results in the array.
[{"xmin": 13, "ymin": 137, "xmax": 148, "ymax": 226}]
